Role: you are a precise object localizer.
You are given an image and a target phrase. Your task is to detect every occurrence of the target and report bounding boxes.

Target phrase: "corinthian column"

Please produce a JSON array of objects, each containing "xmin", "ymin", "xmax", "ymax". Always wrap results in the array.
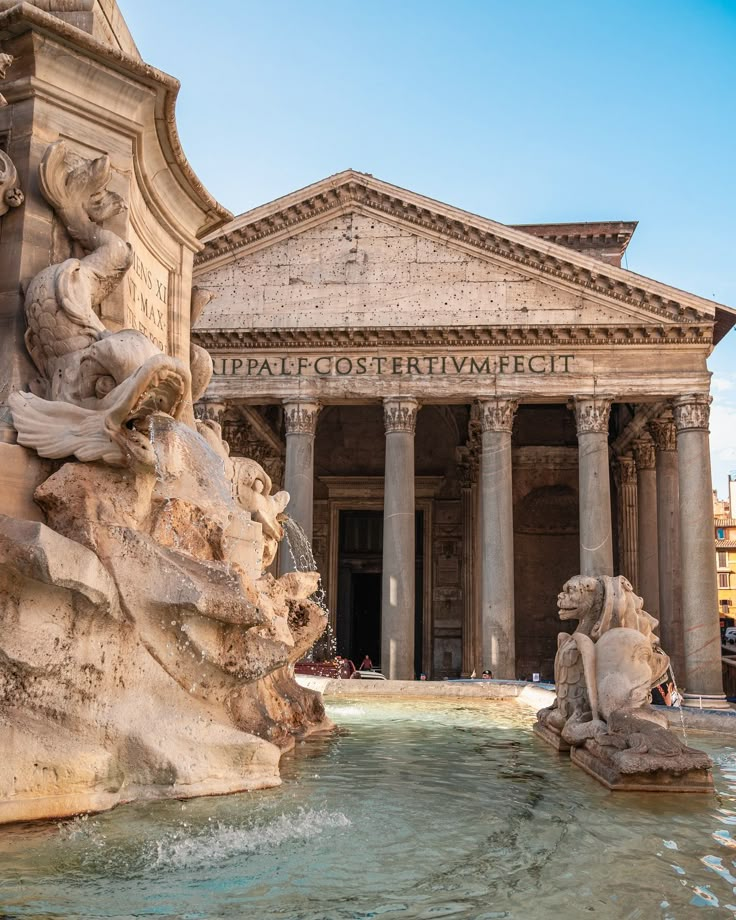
[
  {"xmin": 280, "ymin": 398, "xmax": 320, "ymax": 574},
  {"xmin": 458, "ymin": 449, "xmax": 477, "ymax": 676},
  {"xmin": 381, "ymin": 396, "xmax": 420, "ymax": 680},
  {"xmin": 615, "ymin": 454, "xmax": 638, "ymax": 588},
  {"xmin": 574, "ymin": 396, "xmax": 614, "ymax": 577},
  {"xmin": 673, "ymin": 394, "xmax": 727, "ymax": 707},
  {"xmin": 632, "ymin": 435, "xmax": 659, "ymax": 620},
  {"xmin": 648, "ymin": 412, "xmax": 684, "ymax": 677},
  {"xmin": 478, "ymin": 397, "xmax": 518, "ymax": 679}
]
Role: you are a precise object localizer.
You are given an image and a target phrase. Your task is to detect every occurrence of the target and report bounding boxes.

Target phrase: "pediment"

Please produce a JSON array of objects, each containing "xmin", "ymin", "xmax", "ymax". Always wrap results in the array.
[{"xmin": 194, "ymin": 170, "xmax": 735, "ymax": 346}]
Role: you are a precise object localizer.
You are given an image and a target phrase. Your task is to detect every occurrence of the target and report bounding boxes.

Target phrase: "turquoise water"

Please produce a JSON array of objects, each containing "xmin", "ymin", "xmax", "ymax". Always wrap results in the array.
[{"xmin": 1, "ymin": 699, "xmax": 736, "ymax": 919}]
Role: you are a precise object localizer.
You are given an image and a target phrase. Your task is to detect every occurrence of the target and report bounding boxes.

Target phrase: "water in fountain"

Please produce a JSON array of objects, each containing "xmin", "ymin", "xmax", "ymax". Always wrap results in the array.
[
  {"xmin": 282, "ymin": 516, "xmax": 336, "ymax": 659},
  {"xmin": 668, "ymin": 664, "xmax": 689, "ymax": 745}
]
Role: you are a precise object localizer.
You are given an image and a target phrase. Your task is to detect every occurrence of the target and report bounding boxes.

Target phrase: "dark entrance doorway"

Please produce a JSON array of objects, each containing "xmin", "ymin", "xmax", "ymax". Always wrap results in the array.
[{"xmin": 336, "ymin": 509, "xmax": 424, "ymax": 674}]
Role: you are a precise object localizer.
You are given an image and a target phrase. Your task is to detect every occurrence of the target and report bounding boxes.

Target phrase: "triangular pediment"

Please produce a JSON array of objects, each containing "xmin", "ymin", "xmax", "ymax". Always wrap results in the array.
[{"xmin": 194, "ymin": 170, "xmax": 735, "ymax": 345}]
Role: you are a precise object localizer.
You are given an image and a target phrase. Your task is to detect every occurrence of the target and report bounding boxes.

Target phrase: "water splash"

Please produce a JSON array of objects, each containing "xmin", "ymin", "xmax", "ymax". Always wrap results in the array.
[
  {"xmin": 668, "ymin": 665, "xmax": 689, "ymax": 745},
  {"xmin": 153, "ymin": 808, "xmax": 350, "ymax": 870}
]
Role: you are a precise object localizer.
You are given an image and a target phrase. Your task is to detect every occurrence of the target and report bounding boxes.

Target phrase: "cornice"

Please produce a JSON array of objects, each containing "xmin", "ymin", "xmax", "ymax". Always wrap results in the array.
[
  {"xmin": 193, "ymin": 172, "xmax": 732, "ymax": 325},
  {"xmin": 192, "ymin": 324, "xmax": 712, "ymax": 351},
  {"xmin": 0, "ymin": 2, "xmax": 232, "ymax": 237}
]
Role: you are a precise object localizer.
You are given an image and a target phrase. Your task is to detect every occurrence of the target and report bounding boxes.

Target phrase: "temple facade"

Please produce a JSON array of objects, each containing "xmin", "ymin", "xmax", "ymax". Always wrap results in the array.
[{"xmin": 192, "ymin": 171, "xmax": 735, "ymax": 705}]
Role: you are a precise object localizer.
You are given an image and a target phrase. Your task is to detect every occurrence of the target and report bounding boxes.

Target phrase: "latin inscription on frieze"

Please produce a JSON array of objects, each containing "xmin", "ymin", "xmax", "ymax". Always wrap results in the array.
[{"xmin": 213, "ymin": 353, "xmax": 576, "ymax": 377}]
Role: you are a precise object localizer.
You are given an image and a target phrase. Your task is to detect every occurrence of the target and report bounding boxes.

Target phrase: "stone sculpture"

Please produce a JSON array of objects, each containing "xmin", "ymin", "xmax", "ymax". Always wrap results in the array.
[
  {"xmin": 0, "ymin": 140, "xmax": 330, "ymax": 825},
  {"xmin": 535, "ymin": 575, "xmax": 713, "ymax": 791}
]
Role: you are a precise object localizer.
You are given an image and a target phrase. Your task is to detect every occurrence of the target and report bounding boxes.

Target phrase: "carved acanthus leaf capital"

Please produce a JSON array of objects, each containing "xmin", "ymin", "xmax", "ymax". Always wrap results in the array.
[
  {"xmin": 195, "ymin": 400, "xmax": 227, "ymax": 425},
  {"xmin": 648, "ymin": 414, "xmax": 677, "ymax": 452},
  {"xmin": 383, "ymin": 396, "xmax": 419, "ymax": 434},
  {"xmin": 478, "ymin": 397, "xmax": 519, "ymax": 433},
  {"xmin": 283, "ymin": 398, "xmax": 320, "ymax": 435},
  {"xmin": 615, "ymin": 454, "xmax": 637, "ymax": 487},
  {"xmin": 632, "ymin": 436, "xmax": 656, "ymax": 471},
  {"xmin": 673, "ymin": 393, "xmax": 711, "ymax": 433},
  {"xmin": 573, "ymin": 395, "xmax": 613, "ymax": 435}
]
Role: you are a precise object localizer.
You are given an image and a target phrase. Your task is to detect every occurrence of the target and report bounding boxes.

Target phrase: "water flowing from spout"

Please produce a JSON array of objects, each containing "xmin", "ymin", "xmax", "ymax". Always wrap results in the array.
[
  {"xmin": 281, "ymin": 516, "xmax": 335, "ymax": 659},
  {"xmin": 668, "ymin": 664, "xmax": 689, "ymax": 745}
]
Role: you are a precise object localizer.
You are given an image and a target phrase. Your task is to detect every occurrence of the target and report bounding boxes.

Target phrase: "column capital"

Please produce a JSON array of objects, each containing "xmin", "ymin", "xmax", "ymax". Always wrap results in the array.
[
  {"xmin": 194, "ymin": 399, "xmax": 227, "ymax": 424},
  {"xmin": 632, "ymin": 435, "xmax": 656, "ymax": 471},
  {"xmin": 615, "ymin": 453, "xmax": 637, "ymax": 486},
  {"xmin": 383, "ymin": 396, "xmax": 419, "ymax": 434},
  {"xmin": 673, "ymin": 393, "xmax": 712, "ymax": 433},
  {"xmin": 283, "ymin": 398, "xmax": 320, "ymax": 435},
  {"xmin": 572, "ymin": 395, "xmax": 613, "ymax": 435},
  {"xmin": 648, "ymin": 413, "xmax": 676, "ymax": 452},
  {"xmin": 478, "ymin": 397, "xmax": 519, "ymax": 433}
]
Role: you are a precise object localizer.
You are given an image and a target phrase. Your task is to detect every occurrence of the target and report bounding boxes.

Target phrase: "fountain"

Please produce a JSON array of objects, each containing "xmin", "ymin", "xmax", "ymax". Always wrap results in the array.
[
  {"xmin": 0, "ymin": 139, "xmax": 332, "ymax": 825},
  {"xmin": 534, "ymin": 574, "xmax": 714, "ymax": 791}
]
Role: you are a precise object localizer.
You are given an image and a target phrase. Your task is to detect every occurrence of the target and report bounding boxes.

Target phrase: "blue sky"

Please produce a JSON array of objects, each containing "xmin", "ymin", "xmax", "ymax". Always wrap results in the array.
[{"xmin": 120, "ymin": 0, "xmax": 736, "ymax": 494}]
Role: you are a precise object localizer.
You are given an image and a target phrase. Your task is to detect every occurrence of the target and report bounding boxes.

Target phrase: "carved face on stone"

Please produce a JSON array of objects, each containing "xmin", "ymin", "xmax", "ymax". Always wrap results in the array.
[
  {"xmin": 557, "ymin": 576, "xmax": 599, "ymax": 621},
  {"xmin": 231, "ymin": 458, "xmax": 290, "ymax": 569}
]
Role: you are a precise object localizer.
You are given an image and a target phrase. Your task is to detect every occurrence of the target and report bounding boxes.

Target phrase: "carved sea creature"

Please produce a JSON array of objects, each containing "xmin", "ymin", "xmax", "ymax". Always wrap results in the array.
[{"xmin": 23, "ymin": 140, "xmax": 132, "ymax": 381}]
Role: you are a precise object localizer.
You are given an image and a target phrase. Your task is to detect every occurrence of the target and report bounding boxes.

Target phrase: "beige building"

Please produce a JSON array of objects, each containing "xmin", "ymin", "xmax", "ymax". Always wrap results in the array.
[
  {"xmin": 193, "ymin": 171, "xmax": 735, "ymax": 705},
  {"xmin": 715, "ymin": 476, "xmax": 736, "ymax": 627}
]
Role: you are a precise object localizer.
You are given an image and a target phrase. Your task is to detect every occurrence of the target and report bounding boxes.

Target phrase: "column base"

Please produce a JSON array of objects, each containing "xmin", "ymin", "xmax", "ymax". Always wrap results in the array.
[{"xmin": 682, "ymin": 693, "xmax": 732, "ymax": 711}]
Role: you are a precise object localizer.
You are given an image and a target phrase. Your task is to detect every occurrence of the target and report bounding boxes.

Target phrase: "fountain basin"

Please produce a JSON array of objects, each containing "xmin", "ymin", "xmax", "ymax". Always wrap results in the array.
[{"xmin": 2, "ymin": 698, "xmax": 736, "ymax": 919}]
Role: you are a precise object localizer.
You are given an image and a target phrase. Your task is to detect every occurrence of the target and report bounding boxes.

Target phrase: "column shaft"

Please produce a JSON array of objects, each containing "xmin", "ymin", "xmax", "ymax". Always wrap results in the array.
[
  {"xmin": 280, "ymin": 399, "xmax": 319, "ymax": 574},
  {"xmin": 381, "ymin": 397, "xmax": 419, "ymax": 680},
  {"xmin": 674, "ymin": 394, "xmax": 727, "ymax": 706},
  {"xmin": 574, "ymin": 397, "xmax": 614, "ymax": 577},
  {"xmin": 615, "ymin": 454, "xmax": 638, "ymax": 588},
  {"xmin": 649, "ymin": 414, "xmax": 684, "ymax": 677},
  {"xmin": 460, "ymin": 473, "xmax": 476, "ymax": 677},
  {"xmin": 633, "ymin": 436, "xmax": 659, "ymax": 619},
  {"xmin": 478, "ymin": 398, "xmax": 518, "ymax": 679}
]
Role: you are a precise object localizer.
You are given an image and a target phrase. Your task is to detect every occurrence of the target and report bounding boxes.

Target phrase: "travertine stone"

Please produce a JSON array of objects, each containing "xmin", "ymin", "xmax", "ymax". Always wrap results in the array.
[
  {"xmin": 535, "ymin": 575, "xmax": 713, "ymax": 792},
  {"xmin": 381, "ymin": 396, "xmax": 419, "ymax": 679},
  {"xmin": 615, "ymin": 454, "xmax": 638, "ymax": 589},
  {"xmin": 280, "ymin": 398, "xmax": 320, "ymax": 574},
  {"xmin": 633, "ymin": 436, "xmax": 659, "ymax": 623},
  {"xmin": 574, "ymin": 396, "xmax": 613, "ymax": 577},
  {"xmin": 648, "ymin": 412, "xmax": 684, "ymax": 678},
  {"xmin": 673, "ymin": 394, "xmax": 727, "ymax": 706},
  {"xmin": 478, "ymin": 397, "xmax": 518, "ymax": 678}
]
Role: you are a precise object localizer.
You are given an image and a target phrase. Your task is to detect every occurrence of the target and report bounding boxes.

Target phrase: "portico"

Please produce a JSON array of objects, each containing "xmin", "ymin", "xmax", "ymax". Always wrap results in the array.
[{"xmin": 192, "ymin": 170, "xmax": 735, "ymax": 702}]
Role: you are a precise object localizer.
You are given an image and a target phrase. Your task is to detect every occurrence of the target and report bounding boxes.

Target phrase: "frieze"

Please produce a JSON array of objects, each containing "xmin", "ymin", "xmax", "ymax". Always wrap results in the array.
[
  {"xmin": 478, "ymin": 397, "xmax": 519, "ymax": 433},
  {"xmin": 212, "ymin": 352, "xmax": 576, "ymax": 378},
  {"xmin": 573, "ymin": 396, "xmax": 612, "ymax": 435},
  {"xmin": 283, "ymin": 398, "xmax": 320, "ymax": 435},
  {"xmin": 672, "ymin": 393, "xmax": 711, "ymax": 432},
  {"xmin": 383, "ymin": 396, "xmax": 419, "ymax": 434}
]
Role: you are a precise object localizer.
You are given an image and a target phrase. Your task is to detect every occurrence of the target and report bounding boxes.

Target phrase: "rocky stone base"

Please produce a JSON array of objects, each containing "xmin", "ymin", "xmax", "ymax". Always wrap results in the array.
[
  {"xmin": 570, "ymin": 746, "xmax": 714, "ymax": 793},
  {"xmin": 532, "ymin": 720, "xmax": 570, "ymax": 752}
]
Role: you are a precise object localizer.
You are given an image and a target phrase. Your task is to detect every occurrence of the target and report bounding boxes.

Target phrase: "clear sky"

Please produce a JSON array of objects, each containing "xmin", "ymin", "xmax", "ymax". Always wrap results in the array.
[{"xmin": 120, "ymin": 0, "xmax": 736, "ymax": 495}]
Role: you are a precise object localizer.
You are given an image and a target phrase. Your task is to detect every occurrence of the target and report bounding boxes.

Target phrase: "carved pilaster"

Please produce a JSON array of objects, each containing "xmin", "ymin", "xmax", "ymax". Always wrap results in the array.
[
  {"xmin": 632, "ymin": 436, "xmax": 656, "ymax": 471},
  {"xmin": 573, "ymin": 396, "xmax": 612, "ymax": 435},
  {"xmin": 383, "ymin": 396, "xmax": 419, "ymax": 434},
  {"xmin": 478, "ymin": 397, "xmax": 519, "ymax": 433},
  {"xmin": 673, "ymin": 393, "xmax": 711, "ymax": 432},
  {"xmin": 615, "ymin": 454, "xmax": 638, "ymax": 589},
  {"xmin": 283, "ymin": 398, "xmax": 320, "ymax": 435},
  {"xmin": 648, "ymin": 413, "xmax": 677, "ymax": 452}
]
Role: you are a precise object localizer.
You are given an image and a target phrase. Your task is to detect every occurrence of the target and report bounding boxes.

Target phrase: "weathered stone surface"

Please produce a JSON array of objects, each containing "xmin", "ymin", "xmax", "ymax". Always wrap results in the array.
[{"xmin": 535, "ymin": 575, "xmax": 714, "ymax": 792}]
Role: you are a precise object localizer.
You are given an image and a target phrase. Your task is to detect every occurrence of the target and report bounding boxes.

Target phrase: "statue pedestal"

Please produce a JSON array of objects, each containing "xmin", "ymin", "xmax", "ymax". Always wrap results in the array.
[
  {"xmin": 570, "ymin": 746, "xmax": 714, "ymax": 793},
  {"xmin": 0, "ymin": 443, "xmax": 50, "ymax": 522},
  {"xmin": 532, "ymin": 720, "xmax": 570, "ymax": 752}
]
